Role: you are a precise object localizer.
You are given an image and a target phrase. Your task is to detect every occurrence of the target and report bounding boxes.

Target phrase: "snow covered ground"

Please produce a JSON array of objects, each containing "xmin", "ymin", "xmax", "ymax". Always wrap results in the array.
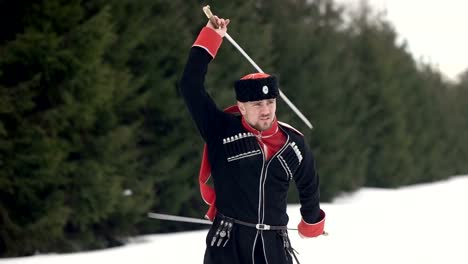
[{"xmin": 2, "ymin": 175, "xmax": 468, "ymax": 264}]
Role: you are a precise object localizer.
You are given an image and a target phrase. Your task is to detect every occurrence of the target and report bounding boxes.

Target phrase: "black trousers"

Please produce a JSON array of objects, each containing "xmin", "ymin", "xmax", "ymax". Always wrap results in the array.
[
  {"xmin": 203, "ymin": 217, "xmax": 294, "ymax": 264},
  {"xmin": 253, "ymin": 237, "xmax": 267, "ymax": 264}
]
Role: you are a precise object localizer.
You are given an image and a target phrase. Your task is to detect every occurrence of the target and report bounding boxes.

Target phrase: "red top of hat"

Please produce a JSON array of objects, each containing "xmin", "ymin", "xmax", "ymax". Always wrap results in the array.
[{"xmin": 240, "ymin": 73, "xmax": 271, "ymax": 80}]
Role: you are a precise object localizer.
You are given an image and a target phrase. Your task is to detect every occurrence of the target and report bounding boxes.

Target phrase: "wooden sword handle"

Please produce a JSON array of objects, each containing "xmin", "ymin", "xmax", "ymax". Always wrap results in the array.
[{"xmin": 202, "ymin": 5, "xmax": 219, "ymax": 29}]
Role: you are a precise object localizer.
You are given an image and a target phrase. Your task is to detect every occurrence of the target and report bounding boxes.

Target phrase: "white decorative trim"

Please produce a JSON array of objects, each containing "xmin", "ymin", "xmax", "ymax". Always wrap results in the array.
[
  {"xmin": 261, "ymin": 233, "xmax": 270, "ymax": 264},
  {"xmin": 257, "ymin": 143, "xmax": 266, "ymax": 224},
  {"xmin": 278, "ymin": 121, "xmax": 304, "ymax": 136},
  {"xmin": 260, "ymin": 135, "xmax": 290, "ymax": 223},
  {"xmin": 258, "ymin": 126, "xmax": 279, "ymax": 139},
  {"xmin": 289, "ymin": 142, "xmax": 303, "ymax": 163},
  {"xmin": 192, "ymin": 44, "xmax": 215, "ymax": 58},
  {"xmin": 223, "ymin": 132, "xmax": 255, "ymax": 144},
  {"xmin": 252, "ymin": 231, "xmax": 259, "ymax": 264},
  {"xmin": 227, "ymin": 150, "xmax": 261, "ymax": 162},
  {"xmin": 278, "ymin": 155, "xmax": 293, "ymax": 180}
]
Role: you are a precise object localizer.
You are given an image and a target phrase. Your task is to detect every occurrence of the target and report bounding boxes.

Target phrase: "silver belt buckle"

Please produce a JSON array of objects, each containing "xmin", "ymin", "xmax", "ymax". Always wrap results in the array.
[{"xmin": 256, "ymin": 224, "xmax": 271, "ymax": 230}]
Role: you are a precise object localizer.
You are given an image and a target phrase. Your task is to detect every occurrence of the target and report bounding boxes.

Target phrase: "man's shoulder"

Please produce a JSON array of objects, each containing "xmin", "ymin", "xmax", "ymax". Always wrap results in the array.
[{"xmin": 278, "ymin": 121, "xmax": 304, "ymax": 137}]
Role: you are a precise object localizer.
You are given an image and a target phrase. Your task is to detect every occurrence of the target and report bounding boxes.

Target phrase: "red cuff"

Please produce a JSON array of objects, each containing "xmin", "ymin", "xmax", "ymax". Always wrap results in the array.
[
  {"xmin": 192, "ymin": 27, "xmax": 223, "ymax": 58},
  {"xmin": 298, "ymin": 209, "xmax": 326, "ymax": 237}
]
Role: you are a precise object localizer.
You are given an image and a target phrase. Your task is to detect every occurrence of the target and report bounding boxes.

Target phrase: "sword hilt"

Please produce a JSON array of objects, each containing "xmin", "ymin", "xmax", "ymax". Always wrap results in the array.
[
  {"xmin": 203, "ymin": 5, "xmax": 220, "ymax": 29},
  {"xmin": 201, "ymin": 5, "xmax": 313, "ymax": 129}
]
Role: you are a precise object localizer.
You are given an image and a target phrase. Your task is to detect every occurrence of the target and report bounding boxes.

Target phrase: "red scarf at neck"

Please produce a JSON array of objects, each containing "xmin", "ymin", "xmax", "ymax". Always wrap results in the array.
[
  {"xmin": 198, "ymin": 106, "xmax": 286, "ymax": 220},
  {"xmin": 241, "ymin": 115, "xmax": 286, "ymax": 160}
]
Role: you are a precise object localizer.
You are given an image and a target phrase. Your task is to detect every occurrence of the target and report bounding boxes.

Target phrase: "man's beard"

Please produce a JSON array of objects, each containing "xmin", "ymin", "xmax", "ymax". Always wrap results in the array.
[{"xmin": 254, "ymin": 118, "xmax": 273, "ymax": 131}]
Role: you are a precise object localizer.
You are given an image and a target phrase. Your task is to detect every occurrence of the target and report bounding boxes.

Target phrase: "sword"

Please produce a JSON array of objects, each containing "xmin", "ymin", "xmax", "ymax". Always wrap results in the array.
[
  {"xmin": 148, "ymin": 212, "xmax": 213, "ymax": 225},
  {"xmin": 202, "ymin": 5, "xmax": 314, "ymax": 130},
  {"xmin": 148, "ymin": 212, "xmax": 329, "ymax": 235}
]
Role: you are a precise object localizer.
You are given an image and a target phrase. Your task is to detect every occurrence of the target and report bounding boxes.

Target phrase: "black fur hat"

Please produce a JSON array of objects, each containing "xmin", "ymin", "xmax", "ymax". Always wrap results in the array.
[{"xmin": 234, "ymin": 73, "xmax": 279, "ymax": 102}]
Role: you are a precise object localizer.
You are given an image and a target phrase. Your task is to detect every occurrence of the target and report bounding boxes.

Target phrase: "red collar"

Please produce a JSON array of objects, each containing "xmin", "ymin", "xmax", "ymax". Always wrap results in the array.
[{"xmin": 224, "ymin": 105, "xmax": 280, "ymax": 139}]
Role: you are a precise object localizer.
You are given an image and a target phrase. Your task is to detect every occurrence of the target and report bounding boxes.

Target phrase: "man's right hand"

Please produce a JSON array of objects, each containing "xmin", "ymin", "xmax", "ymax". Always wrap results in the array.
[{"xmin": 206, "ymin": 15, "xmax": 230, "ymax": 38}]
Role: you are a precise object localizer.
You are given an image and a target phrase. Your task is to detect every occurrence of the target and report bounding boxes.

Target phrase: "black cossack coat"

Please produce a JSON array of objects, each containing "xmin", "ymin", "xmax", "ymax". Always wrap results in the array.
[{"xmin": 180, "ymin": 47, "xmax": 321, "ymax": 264}]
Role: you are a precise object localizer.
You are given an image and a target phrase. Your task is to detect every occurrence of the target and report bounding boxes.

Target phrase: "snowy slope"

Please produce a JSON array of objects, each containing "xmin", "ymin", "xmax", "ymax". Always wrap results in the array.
[{"xmin": 2, "ymin": 176, "xmax": 468, "ymax": 264}]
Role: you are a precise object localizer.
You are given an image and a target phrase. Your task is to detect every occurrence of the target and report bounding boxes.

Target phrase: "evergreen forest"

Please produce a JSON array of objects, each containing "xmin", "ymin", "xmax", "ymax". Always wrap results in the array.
[{"xmin": 1, "ymin": 0, "xmax": 467, "ymax": 257}]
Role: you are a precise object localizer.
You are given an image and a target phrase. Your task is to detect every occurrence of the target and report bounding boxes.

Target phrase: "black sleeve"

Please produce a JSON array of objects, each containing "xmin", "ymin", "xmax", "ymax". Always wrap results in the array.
[
  {"xmin": 293, "ymin": 142, "xmax": 322, "ymax": 223},
  {"xmin": 179, "ymin": 47, "xmax": 227, "ymax": 142}
]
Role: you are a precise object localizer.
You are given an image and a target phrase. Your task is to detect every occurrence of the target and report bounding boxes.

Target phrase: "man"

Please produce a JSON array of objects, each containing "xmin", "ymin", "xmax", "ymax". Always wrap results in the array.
[{"xmin": 179, "ymin": 15, "xmax": 325, "ymax": 264}]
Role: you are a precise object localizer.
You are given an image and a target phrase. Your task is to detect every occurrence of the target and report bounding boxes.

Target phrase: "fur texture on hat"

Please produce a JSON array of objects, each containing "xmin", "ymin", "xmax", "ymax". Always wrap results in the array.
[{"xmin": 234, "ymin": 73, "xmax": 279, "ymax": 102}]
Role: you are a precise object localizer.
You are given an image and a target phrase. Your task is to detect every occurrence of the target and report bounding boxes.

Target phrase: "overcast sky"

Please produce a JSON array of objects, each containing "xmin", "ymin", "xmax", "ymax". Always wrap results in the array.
[{"xmin": 336, "ymin": 0, "xmax": 468, "ymax": 81}]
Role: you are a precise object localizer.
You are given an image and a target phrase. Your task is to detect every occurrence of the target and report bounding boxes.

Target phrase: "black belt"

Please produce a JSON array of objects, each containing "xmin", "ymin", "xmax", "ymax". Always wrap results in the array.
[
  {"xmin": 218, "ymin": 214, "xmax": 288, "ymax": 231},
  {"xmin": 214, "ymin": 213, "xmax": 300, "ymax": 263},
  {"xmin": 233, "ymin": 218, "xmax": 288, "ymax": 230}
]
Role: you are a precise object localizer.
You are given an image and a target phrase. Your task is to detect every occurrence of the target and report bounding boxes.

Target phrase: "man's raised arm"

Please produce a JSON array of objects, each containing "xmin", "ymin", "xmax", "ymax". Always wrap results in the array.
[{"xmin": 179, "ymin": 17, "xmax": 230, "ymax": 141}]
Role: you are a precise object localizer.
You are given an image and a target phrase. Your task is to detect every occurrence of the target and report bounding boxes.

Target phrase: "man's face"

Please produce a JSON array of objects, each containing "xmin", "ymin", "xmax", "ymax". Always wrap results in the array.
[{"xmin": 238, "ymin": 98, "xmax": 277, "ymax": 131}]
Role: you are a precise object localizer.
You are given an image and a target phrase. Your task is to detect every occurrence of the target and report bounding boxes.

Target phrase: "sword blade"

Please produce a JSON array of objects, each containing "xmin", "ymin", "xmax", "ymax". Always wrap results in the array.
[{"xmin": 147, "ymin": 212, "xmax": 213, "ymax": 225}]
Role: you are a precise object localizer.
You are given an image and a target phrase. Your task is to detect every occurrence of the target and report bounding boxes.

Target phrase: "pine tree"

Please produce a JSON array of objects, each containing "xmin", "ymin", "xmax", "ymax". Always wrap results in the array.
[
  {"xmin": 446, "ymin": 76, "xmax": 468, "ymax": 176},
  {"xmin": 258, "ymin": 0, "xmax": 371, "ymax": 200},
  {"xmin": 0, "ymin": 0, "xmax": 155, "ymax": 255}
]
